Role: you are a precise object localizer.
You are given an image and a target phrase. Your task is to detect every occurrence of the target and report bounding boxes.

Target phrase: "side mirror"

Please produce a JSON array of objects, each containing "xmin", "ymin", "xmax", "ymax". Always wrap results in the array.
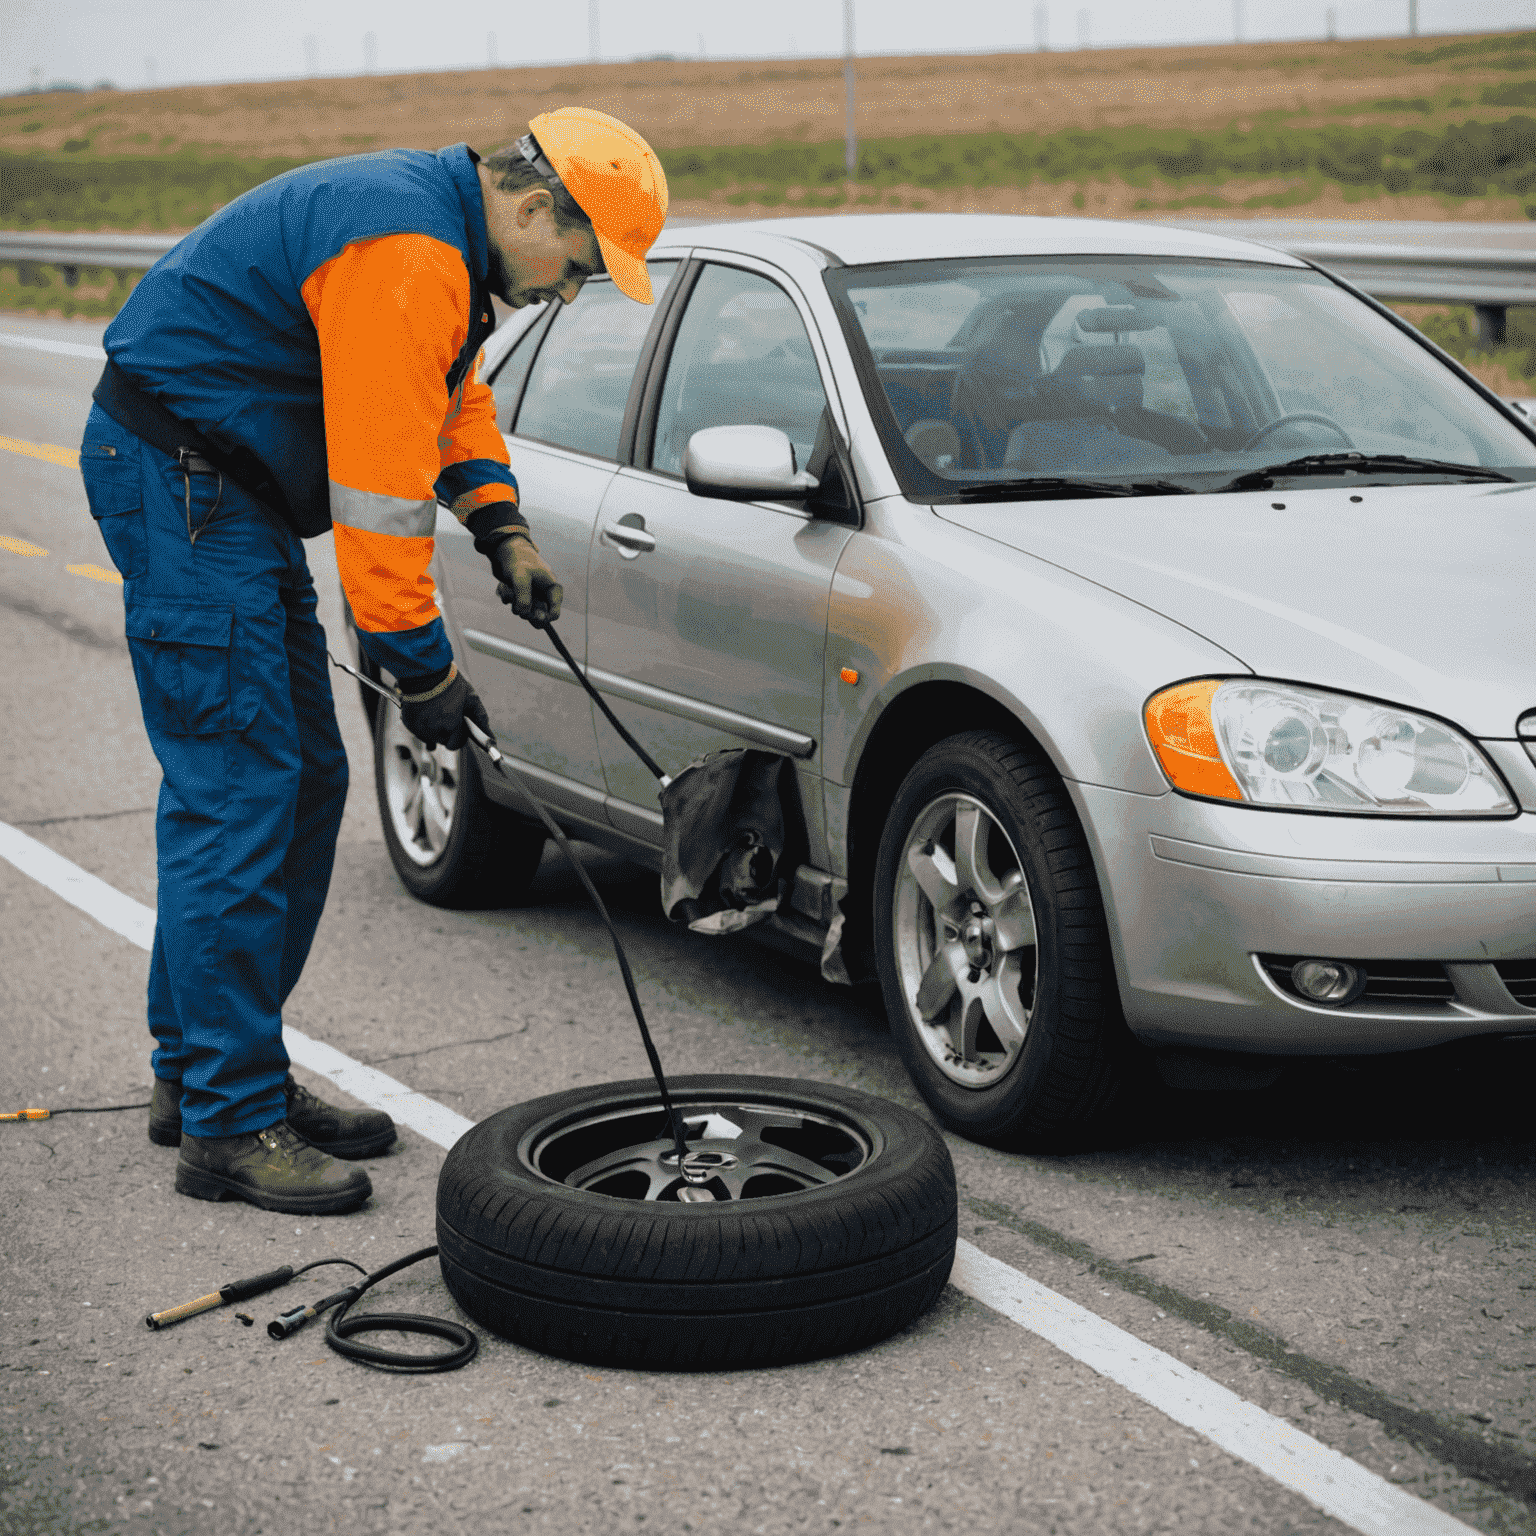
[{"xmin": 683, "ymin": 425, "xmax": 820, "ymax": 502}]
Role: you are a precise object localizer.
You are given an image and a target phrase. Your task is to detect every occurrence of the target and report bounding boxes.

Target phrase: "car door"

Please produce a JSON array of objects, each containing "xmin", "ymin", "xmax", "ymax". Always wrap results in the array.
[
  {"xmin": 585, "ymin": 258, "xmax": 857, "ymax": 853},
  {"xmin": 438, "ymin": 263, "xmax": 677, "ymax": 827}
]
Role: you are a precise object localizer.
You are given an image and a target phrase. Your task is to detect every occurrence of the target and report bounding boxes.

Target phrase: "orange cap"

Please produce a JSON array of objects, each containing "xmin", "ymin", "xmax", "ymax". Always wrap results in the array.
[{"xmin": 529, "ymin": 108, "xmax": 668, "ymax": 304}]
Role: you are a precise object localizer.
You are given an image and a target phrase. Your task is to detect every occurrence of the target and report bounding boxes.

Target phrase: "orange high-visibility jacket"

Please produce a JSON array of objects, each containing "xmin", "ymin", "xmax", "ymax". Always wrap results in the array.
[{"xmin": 101, "ymin": 145, "xmax": 523, "ymax": 682}]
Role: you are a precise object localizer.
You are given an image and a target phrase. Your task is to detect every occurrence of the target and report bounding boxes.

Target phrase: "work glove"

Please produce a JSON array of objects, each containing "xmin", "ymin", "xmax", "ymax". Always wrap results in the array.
[
  {"xmin": 397, "ymin": 664, "xmax": 491, "ymax": 752},
  {"xmin": 476, "ymin": 527, "xmax": 563, "ymax": 628}
]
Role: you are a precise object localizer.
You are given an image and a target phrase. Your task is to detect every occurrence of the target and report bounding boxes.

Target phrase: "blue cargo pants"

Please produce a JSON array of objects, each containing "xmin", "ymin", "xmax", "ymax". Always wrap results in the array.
[{"xmin": 80, "ymin": 403, "xmax": 349, "ymax": 1138}]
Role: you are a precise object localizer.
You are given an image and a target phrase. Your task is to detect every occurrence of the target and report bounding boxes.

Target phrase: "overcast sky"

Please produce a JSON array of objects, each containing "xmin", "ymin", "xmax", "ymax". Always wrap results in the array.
[{"xmin": 10, "ymin": 0, "xmax": 1536, "ymax": 95}]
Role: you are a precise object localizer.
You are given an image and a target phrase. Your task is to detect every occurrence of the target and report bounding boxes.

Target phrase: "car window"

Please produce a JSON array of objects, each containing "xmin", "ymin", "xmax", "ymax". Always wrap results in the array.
[
  {"xmin": 514, "ymin": 263, "xmax": 677, "ymax": 459},
  {"xmin": 649, "ymin": 264, "xmax": 829, "ymax": 477},
  {"xmin": 1223, "ymin": 287, "xmax": 1477, "ymax": 461},
  {"xmin": 826, "ymin": 256, "xmax": 1536, "ymax": 499},
  {"xmin": 488, "ymin": 314, "xmax": 548, "ymax": 431}
]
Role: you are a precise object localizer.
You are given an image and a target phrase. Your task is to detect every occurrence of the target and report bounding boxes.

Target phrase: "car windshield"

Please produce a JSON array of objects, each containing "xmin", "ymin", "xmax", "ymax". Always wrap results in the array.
[{"xmin": 824, "ymin": 255, "xmax": 1536, "ymax": 500}]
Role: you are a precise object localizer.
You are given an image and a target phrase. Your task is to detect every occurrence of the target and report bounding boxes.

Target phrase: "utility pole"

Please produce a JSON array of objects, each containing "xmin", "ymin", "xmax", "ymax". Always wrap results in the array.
[
  {"xmin": 589, "ymin": 0, "xmax": 600, "ymax": 62},
  {"xmin": 1233, "ymin": 0, "xmax": 1244, "ymax": 42},
  {"xmin": 363, "ymin": 31, "xmax": 377, "ymax": 74},
  {"xmin": 1077, "ymin": 8, "xmax": 1091, "ymax": 47},
  {"xmin": 1326, "ymin": 6, "xmax": 1337, "ymax": 40},
  {"xmin": 1034, "ymin": 3, "xmax": 1049, "ymax": 50},
  {"xmin": 143, "ymin": 58, "xmax": 155, "ymax": 88},
  {"xmin": 843, "ymin": 0, "xmax": 857, "ymax": 180},
  {"xmin": 1408, "ymin": 0, "xmax": 1418, "ymax": 34}
]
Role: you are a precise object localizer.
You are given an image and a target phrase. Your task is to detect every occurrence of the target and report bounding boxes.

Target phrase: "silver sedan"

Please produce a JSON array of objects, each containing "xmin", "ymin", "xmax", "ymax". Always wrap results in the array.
[{"xmin": 353, "ymin": 213, "xmax": 1536, "ymax": 1145}]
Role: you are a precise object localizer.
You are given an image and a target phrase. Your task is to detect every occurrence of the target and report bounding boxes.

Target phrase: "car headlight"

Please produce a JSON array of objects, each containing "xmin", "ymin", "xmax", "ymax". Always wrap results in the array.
[{"xmin": 1144, "ymin": 679, "xmax": 1516, "ymax": 816}]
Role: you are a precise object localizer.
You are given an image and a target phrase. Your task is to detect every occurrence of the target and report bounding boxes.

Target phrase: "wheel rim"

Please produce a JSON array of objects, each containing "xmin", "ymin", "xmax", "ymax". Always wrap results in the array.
[
  {"xmin": 380, "ymin": 707, "xmax": 461, "ymax": 867},
  {"xmin": 892, "ymin": 792, "xmax": 1039, "ymax": 1089},
  {"xmin": 527, "ymin": 1099, "xmax": 872, "ymax": 1203}
]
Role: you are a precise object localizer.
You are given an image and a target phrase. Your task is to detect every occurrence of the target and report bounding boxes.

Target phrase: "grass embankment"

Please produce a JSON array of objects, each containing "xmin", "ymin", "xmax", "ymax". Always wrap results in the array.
[{"xmin": 5, "ymin": 105, "xmax": 1536, "ymax": 233}]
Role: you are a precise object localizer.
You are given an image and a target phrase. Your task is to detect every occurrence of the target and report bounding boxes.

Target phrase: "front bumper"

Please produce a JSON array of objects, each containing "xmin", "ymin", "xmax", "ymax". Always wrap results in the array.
[{"xmin": 1071, "ymin": 774, "xmax": 1536, "ymax": 1055}]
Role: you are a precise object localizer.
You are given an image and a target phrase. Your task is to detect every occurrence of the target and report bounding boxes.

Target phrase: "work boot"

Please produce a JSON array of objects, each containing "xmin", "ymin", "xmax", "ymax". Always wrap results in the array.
[
  {"xmin": 148, "ymin": 1077, "xmax": 182, "ymax": 1146},
  {"xmin": 283, "ymin": 1074, "xmax": 396, "ymax": 1160},
  {"xmin": 175, "ymin": 1122, "xmax": 372, "ymax": 1214},
  {"xmin": 147, "ymin": 1073, "xmax": 395, "ymax": 1159}
]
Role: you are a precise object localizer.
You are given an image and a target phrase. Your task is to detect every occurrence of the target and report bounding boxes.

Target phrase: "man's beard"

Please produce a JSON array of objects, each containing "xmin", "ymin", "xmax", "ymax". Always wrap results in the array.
[{"xmin": 484, "ymin": 243, "xmax": 515, "ymax": 304}]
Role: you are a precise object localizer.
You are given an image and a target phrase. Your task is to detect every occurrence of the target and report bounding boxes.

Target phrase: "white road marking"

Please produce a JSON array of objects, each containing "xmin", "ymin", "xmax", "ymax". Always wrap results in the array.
[
  {"xmin": 0, "ymin": 820, "xmax": 474, "ymax": 1152},
  {"xmin": 0, "ymin": 820, "xmax": 155, "ymax": 950},
  {"xmin": 0, "ymin": 331, "xmax": 107, "ymax": 361},
  {"xmin": 0, "ymin": 817, "xmax": 1483, "ymax": 1536},
  {"xmin": 948, "ymin": 1242, "xmax": 1474, "ymax": 1536}
]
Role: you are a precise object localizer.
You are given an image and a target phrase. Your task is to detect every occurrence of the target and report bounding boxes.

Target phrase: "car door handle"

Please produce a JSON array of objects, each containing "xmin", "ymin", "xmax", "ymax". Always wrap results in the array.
[{"xmin": 600, "ymin": 517, "xmax": 656, "ymax": 557}]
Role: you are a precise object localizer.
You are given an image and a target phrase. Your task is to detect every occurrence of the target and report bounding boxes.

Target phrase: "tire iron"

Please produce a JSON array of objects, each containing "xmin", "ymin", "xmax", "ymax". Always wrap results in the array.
[{"xmin": 145, "ymin": 1266, "xmax": 296, "ymax": 1330}]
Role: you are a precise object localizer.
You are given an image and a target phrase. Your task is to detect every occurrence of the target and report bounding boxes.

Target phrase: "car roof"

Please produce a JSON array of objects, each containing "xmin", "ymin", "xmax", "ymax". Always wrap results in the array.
[{"xmin": 656, "ymin": 212, "xmax": 1309, "ymax": 270}]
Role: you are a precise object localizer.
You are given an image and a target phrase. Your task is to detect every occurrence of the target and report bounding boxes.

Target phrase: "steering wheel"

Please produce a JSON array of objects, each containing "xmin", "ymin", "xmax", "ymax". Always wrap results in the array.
[{"xmin": 1240, "ymin": 412, "xmax": 1352, "ymax": 453}]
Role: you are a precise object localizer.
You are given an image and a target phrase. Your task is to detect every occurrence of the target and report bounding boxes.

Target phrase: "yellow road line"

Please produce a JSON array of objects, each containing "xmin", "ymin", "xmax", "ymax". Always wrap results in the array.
[
  {"xmin": 66, "ymin": 563, "xmax": 123, "ymax": 586},
  {"xmin": 0, "ymin": 435, "xmax": 80, "ymax": 470},
  {"xmin": 0, "ymin": 534, "xmax": 49, "ymax": 557}
]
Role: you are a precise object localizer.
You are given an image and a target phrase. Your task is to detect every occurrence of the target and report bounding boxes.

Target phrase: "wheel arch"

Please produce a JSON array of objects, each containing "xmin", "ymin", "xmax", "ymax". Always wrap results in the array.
[{"xmin": 840, "ymin": 675, "xmax": 1060, "ymax": 976}]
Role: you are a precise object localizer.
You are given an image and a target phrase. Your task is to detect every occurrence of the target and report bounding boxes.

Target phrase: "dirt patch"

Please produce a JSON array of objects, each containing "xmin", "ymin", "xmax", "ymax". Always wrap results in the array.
[{"xmin": 3, "ymin": 30, "xmax": 1533, "ymax": 161}]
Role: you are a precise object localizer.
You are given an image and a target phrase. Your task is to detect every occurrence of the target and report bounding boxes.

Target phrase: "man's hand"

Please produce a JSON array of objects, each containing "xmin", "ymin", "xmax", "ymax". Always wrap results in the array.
[
  {"xmin": 398, "ymin": 665, "xmax": 491, "ymax": 752},
  {"xmin": 488, "ymin": 531, "xmax": 563, "ymax": 628}
]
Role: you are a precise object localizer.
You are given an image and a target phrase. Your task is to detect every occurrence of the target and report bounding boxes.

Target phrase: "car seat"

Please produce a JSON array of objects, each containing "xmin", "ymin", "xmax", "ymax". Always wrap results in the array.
[
  {"xmin": 1004, "ymin": 343, "xmax": 1184, "ymax": 473},
  {"xmin": 948, "ymin": 298, "xmax": 1062, "ymax": 467}
]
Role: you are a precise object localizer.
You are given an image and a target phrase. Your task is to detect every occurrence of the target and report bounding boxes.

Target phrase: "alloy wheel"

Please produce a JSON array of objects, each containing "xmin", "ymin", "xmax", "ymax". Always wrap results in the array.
[
  {"xmin": 526, "ymin": 1099, "xmax": 872, "ymax": 1203},
  {"xmin": 892, "ymin": 792, "xmax": 1039, "ymax": 1087},
  {"xmin": 380, "ymin": 707, "xmax": 460, "ymax": 866}
]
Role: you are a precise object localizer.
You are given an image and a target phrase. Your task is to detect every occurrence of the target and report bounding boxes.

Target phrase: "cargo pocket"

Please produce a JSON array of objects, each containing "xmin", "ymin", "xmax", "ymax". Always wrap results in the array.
[
  {"xmin": 125, "ymin": 602, "xmax": 244, "ymax": 737},
  {"xmin": 80, "ymin": 442, "xmax": 147, "ymax": 581}
]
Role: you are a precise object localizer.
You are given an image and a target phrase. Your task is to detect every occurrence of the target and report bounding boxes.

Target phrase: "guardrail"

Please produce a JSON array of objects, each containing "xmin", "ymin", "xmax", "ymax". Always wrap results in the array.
[
  {"xmin": 2, "ymin": 225, "xmax": 1532, "ymax": 338},
  {"xmin": 0, "ymin": 231, "xmax": 178, "ymax": 276},
  {"xmin": 1224, "ymin": 239, "xmax": 1536, "ymax": 347}
]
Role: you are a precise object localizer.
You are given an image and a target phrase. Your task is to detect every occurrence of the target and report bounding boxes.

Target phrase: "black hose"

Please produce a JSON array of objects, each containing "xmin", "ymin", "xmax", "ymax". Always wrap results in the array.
[
  {"xmin": 322, "ymin": 1246, "xmax": 478, "ymax": 1374},
  {"xmin": 473, "ymin": 712, "xmax": 690, "ymax": 1165},
  {"xmin": 328, "ymin": 642, "xmax": 691, "ymax": 1166},
  {"xmin": 540, "ymin": 620, "xmax": 669, "ymax": 784},
  {"xmin": 46, "ymin": 1102, "xmax": 151, "ymax": 1115}
]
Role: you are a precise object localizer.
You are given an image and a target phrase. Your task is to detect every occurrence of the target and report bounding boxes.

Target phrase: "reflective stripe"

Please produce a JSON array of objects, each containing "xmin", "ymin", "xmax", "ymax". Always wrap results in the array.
[
  {"xmin": 329, "ymin": 481, "xmax": 436, "ymax": 538},
  {"xmin": 450, "ymin": 483, "xmax": 519, "ymax": 521}
]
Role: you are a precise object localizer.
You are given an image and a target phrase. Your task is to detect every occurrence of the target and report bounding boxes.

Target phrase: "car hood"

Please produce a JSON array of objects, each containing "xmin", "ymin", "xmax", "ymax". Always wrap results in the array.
[{"xmin": 936, "ymin": 480, "xmax": 1536, "ymax": 738}]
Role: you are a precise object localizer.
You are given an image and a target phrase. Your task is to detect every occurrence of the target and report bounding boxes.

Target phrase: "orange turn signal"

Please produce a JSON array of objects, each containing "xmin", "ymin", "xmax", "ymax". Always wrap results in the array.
[
  {"xmin": 839, "ymin": 667, "xmax": 860, "ymax": 685},
  {"xmin": 1144, "ymin": 680, "xmax": 1244, "ymax": 801}
]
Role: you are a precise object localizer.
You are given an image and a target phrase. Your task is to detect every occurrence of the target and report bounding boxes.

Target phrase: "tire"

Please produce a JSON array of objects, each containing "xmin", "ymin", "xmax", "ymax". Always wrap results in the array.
[
  {"xmin": 436, "ymin": 1075, "xmax": 957, "ymax": 1371},
  {"xmin": 873, "ymin": 729, "xmax": 1130, "ymax": 1148},
  {"xmin": 373, "ymin": 694, "xmax": 545, "ymax": 908}
]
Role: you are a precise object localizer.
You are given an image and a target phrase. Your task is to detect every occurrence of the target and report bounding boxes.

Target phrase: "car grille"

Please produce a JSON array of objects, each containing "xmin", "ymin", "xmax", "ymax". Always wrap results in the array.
[
  {"xmin": 1494, "ymin": 960, "xmax": 1536, "ymax": 1006},
  {"xmin": 1258, "ymin": 954, "xmax": 1455, "ymax": 1007}
]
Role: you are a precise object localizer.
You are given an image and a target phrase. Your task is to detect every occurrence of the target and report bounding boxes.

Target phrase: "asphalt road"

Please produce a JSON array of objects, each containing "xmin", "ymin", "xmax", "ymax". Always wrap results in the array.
[{"xmin": 3, "ymin": 314, "xmax": 1536, "ymax": 1536}]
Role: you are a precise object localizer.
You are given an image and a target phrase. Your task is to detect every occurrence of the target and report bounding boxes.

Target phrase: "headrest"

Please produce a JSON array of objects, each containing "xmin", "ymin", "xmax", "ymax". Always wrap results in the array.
[{"xmin": 1053, "ymin": 344, "xmax": 1145, "ymax": 377}]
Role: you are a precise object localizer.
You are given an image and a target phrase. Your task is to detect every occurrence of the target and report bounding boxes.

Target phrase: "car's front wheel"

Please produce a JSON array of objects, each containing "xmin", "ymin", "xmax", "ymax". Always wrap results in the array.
[
  {"xmin": 874, "ymin": 729, "xmax": 1130, "ymax": 1146},
  {"xmin": 374, "ymin": 697, "xmax": 546, "ymax": 908}
]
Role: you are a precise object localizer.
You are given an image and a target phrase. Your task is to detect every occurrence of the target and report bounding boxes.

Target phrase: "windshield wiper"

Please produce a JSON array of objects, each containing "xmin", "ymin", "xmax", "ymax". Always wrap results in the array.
[
  {"xmin": 944, "ymin": 476, "xmax": 1194, "ymax": 503},
  {"xmin": 1220, "ymin": 452, "xmax": 1514, "ymax": 492}
]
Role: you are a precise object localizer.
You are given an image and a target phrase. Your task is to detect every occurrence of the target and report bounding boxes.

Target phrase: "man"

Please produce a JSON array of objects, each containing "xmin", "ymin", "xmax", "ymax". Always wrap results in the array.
[{"xmin": 79, "ymin": 108, "xmax": 669, "ymax": 1215}]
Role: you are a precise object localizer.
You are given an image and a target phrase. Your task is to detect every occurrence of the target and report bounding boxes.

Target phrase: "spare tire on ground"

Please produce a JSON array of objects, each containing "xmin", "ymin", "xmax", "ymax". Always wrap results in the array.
[{"xmin": 436, "ymin": 1074, "xmax": 958, "ymax": 1371}]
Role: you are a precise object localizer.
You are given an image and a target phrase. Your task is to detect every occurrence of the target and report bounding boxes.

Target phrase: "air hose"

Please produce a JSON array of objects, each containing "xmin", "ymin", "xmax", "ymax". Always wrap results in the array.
[
  {"xmin": 271, "ymin": 1246, "xmax": 478, "ymax": 1373},
  {"xmin": 11, "ymin": 628, "xmax": 695, "ymax": 1377},
  {"xmin": 329, "ymin": 635, "xmax": 691, "ymax": 1167}
]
